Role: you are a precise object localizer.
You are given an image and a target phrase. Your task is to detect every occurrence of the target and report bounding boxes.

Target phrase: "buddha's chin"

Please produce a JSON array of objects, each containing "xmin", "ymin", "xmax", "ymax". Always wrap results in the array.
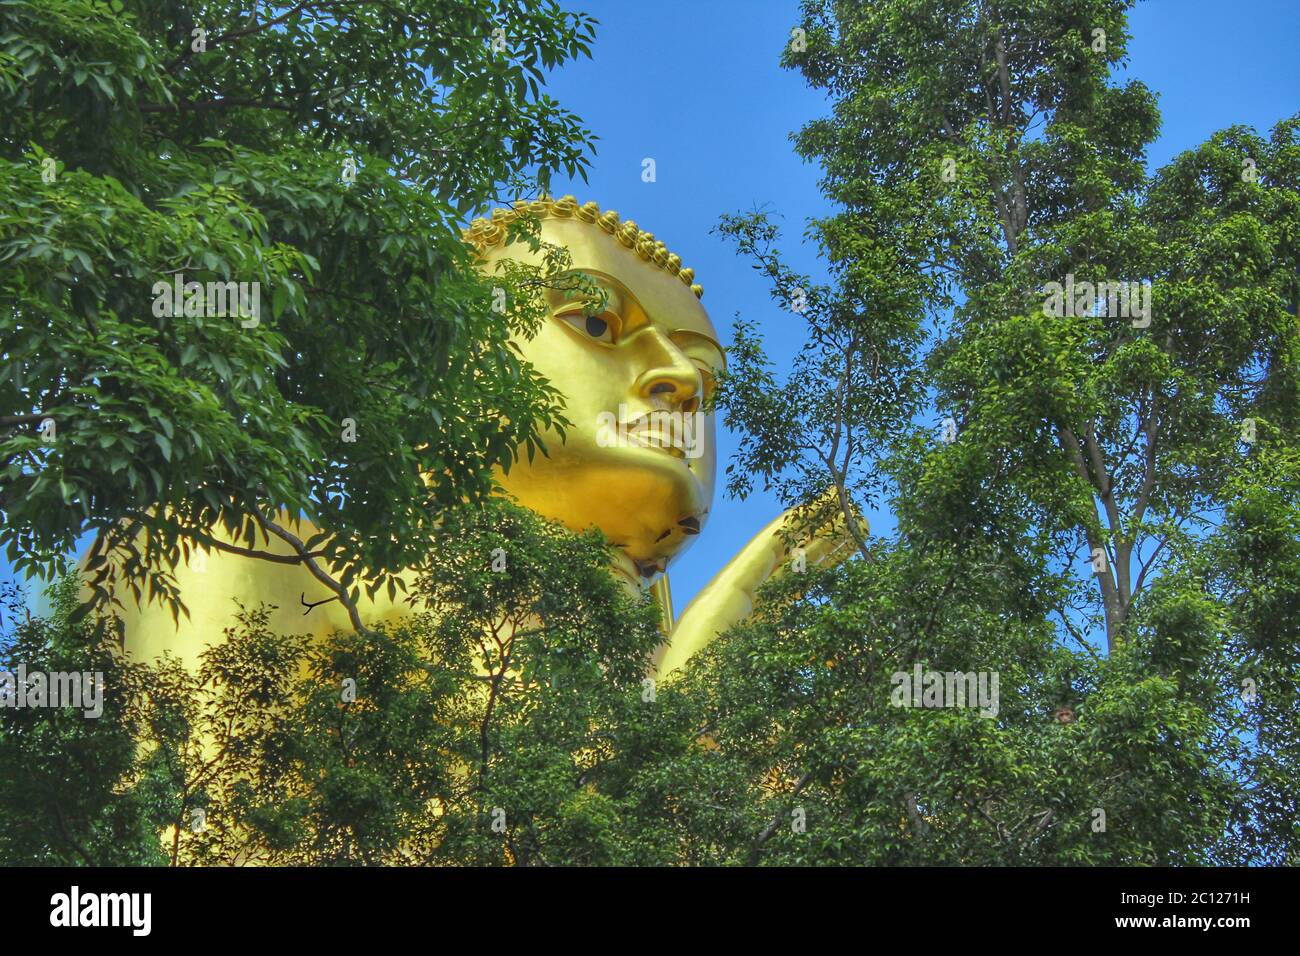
[
  {"xmin": 500, "ymin": 446, "xmax": 712, "ymax": 574},
  {"xmin": 590, "ymin": 464, "xmax": 711, "ymax": 573}
]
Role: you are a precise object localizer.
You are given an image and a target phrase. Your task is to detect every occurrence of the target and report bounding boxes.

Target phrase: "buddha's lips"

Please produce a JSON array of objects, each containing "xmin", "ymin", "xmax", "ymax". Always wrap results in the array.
[
  {"xmin": 626, "ymin": 418, "xmax": 703, "ymax": 457},
  {"xmin": 629, "ymin": 426, "xmax": 689, "ymax": 457}
]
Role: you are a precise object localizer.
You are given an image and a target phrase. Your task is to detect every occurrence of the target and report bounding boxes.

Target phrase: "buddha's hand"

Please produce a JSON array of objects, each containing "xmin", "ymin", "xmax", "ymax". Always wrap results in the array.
[{"xmin": 654, "ymin": 492, "xmax": 864, "ymax": 676}]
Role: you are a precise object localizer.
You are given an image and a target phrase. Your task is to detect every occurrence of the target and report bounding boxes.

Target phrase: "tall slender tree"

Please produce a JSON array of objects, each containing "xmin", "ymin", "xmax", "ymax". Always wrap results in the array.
[{"xmin": 701, "ymin": 0, "xmax": 1298, "ymax": 863}]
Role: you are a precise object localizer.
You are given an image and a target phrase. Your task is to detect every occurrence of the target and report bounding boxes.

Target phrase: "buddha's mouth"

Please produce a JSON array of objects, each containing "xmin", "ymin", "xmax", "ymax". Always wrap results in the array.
[
  {"xmin": 605, "ymin": 406, "xmax": 706, "ymax": 461},
  {"xmin": 630, "ymin": 427, "xmax": 688, "ymax": 459}
]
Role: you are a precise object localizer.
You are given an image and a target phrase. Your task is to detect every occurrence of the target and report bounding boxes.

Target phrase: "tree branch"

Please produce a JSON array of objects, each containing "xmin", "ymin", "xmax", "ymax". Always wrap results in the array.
[
  {"xmin": 138, "ymin": 97, "xmax": 295, "ymax": 114},
  {"xmin": 259, "ymin": 517, "xmax": 369, "ymax": 634},
  {"xmin": 164, "ymin": 1, "xmax": 315, "ymax": 73},
  {"xmin": 746, "ymin": 769, "xmax": 813, "ymax": 866}
]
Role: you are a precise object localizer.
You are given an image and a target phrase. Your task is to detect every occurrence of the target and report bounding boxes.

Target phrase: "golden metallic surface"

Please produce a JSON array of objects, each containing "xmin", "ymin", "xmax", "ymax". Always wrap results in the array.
[
  {"xmin": 476, "ymin": 212, "xmax": 720, "ymax": 579},
  {"xmin": 113, "ymin": 200, "xmax": 859, "ymax": 676}
]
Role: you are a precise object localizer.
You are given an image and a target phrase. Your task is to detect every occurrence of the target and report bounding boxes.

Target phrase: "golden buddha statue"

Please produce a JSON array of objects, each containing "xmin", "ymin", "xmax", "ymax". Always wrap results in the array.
[{"xmin": 116, "ymin": 197, "xmax": 858, "ymax": 676}]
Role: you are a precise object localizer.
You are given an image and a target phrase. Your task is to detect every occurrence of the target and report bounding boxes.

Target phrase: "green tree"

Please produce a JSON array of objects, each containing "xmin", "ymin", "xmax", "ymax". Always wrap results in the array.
[
  {"xmin": 1205, "ymin": 439, "xmax": 1300, "ymax": 864},
  {"xmin": 777, "ymin": 0, "xmax": 1298, "ymax": 653},
  {"xmin": 0, "ymin": 576, "xmax": 172, "ymax": 865},
  {"xmin": 4, "ymin": 0, "xmax": 1296, "ymax": 869},
  {"xmin": 0, "ymin": 0, "xmax": 596, "ymax": 623},
  {"xmin": 0, "ymin": 502, "xmax": 672, "ymax": 866},
  {"xmin": 698, "ymin": 0, "xmax": 1298, "ymax": 864}
]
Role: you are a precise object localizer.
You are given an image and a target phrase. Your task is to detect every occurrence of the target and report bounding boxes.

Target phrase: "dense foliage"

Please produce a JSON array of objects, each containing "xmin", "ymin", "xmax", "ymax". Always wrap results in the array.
[
  {"xmin": 1, "ymin": 0, "xmax": 1295, "ymax": 866},
  {"xmin": 704, "ymin": 0, "xmax": 1298, "ymax": 863},
  {"xmin": 1, "ymin": 0, "xmax": 594, "ymax": 620},
  {"xmin": 1, "ymin": 504, "xmax": 673, "ymax": 866}
]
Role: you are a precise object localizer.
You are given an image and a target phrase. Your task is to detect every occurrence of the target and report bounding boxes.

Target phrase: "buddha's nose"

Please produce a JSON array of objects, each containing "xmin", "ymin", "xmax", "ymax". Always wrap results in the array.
[{"xmin": 635, "ymin": 335, "xmax": 702, "ymax": 411}]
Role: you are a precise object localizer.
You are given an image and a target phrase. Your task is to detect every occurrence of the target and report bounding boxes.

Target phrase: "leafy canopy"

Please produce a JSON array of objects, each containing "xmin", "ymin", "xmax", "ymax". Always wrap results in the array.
[{"xmin": 0, "ymin": 0, "xmax": 597, "ymax": 620}]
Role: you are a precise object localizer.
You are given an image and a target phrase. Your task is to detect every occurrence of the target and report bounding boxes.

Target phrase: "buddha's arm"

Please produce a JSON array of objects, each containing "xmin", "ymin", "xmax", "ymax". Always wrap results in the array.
[{"xmin": 654, "ymin": 502, "xmax": 861, "ymax": 677}]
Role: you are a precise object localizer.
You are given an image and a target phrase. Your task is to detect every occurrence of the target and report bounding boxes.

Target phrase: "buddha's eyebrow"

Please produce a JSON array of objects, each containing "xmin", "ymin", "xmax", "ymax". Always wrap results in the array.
[
  {"xmin": 559, "ymin": 272, "xmax": 625, "ymax": 314},
  {"xmin": 601, "ymin": 282, "xmax": 628, "ymax": 313},
  {"xmin": 672, "ymin": 329, "xmax": 726, "ymax": 365}
]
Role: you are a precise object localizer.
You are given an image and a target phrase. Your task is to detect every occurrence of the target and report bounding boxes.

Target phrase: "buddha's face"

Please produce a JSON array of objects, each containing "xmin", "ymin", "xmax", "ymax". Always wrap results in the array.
[{"xmin": 480, "ymin": 216, "xmax": 723, "ymax": 580}]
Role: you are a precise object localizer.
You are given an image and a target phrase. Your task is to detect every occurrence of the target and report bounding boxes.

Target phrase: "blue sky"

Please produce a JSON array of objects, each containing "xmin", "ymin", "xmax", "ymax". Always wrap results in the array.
[
  {"xmin": 537, "ymin": 0, "xmax": 1300, "ymax": 611},
  {"xmin": 6, "ymin": 0, "xmax": 1298, "ymax": 621}
]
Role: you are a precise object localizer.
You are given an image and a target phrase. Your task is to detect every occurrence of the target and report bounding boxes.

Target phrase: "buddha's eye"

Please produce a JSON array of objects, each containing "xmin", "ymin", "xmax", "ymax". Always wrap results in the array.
[{"xmin": 558, "ymin": 310, "xmax": 618, "ymax": 344}]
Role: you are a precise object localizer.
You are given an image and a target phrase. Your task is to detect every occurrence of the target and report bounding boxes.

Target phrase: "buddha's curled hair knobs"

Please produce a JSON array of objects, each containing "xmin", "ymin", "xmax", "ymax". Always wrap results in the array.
[{"xmin": 462, "ymin": 197, "xmax": 705, "ymax": 299}]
